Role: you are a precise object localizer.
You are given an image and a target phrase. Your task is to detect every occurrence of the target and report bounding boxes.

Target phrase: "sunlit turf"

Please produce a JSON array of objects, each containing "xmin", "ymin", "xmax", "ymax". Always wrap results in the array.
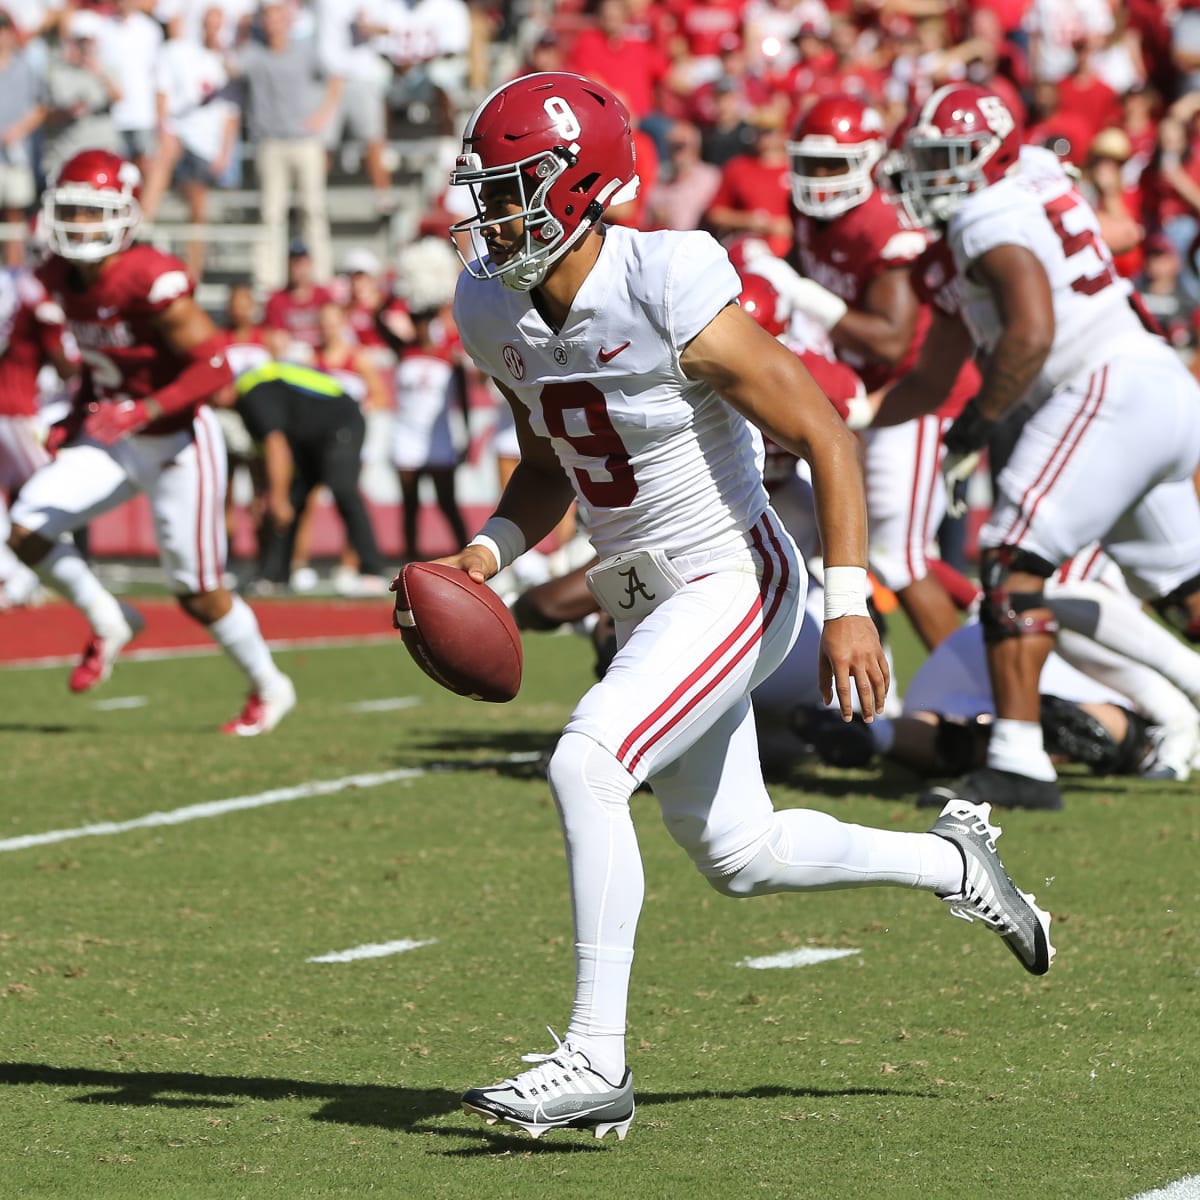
[{"xmin": 1, "ymin": 622, "xmax": 1197, "ymax": 1199}]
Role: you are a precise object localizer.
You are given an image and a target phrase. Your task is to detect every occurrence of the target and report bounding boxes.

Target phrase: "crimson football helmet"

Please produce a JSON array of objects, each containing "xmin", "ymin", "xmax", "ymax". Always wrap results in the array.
[
  {"xmin": 902, "ymin": 83, "xmax": 1023, "ymax": 226},
  {"xmin": 44, "ymin": 149, "xmax": 142, "ymax": 262},
  {"xmin": 787, "ymin": 96, "xmax": 887, "ymax": 219},
  {"xmin": 737, "ymin": 271, "xmax": 788, "ymax": 337},
  {"xmin": 449, "ymin": 72, "xmax": 640, "ymax": 291}
]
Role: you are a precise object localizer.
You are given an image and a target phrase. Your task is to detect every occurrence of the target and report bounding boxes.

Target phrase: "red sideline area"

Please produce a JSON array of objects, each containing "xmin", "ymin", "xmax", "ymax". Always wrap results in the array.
[{"xmin": 0, "ymin": 598, "xmax": 394, "ymax": 667}]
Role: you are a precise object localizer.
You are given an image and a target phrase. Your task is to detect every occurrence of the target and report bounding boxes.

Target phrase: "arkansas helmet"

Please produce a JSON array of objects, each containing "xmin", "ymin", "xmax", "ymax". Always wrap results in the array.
[
  {"xmin": 787, "ymin": 96, "xmax": 887, "ymax": 219},
  {"xmin": 449, "ymin": 72, "xmax": 640, "ymax": 291},
  {"xmin": 43, "ymin": 149, "xmax": 143, "ymax": 263},
  {"xmin": 737, "ymin": 271, "xmax": 788, "ymax": 337},
  {"xmin": 902, "ymin": 83, "xmax": 1022, "ymax": 226}
]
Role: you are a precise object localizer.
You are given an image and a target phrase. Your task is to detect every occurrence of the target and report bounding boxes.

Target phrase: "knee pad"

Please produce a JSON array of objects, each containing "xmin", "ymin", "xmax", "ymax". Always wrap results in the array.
[
  {"xmin": 979, "ymin": 547, "xmax": 1059, "ymax": 645},
  {"xmin": 1152, "ymin": 572, "xmax": 1200, "ymax": 643},
  {"xmin": 545, "ymin": 730, "xmax": 634, "ymax": 818}
]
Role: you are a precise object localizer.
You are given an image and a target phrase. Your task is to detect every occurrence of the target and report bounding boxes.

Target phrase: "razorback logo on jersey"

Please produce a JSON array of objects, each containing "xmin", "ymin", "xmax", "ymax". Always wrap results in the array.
[
  {"xmin": 147, "ymin": 270, "xmax": 191, "ymax": 306},
  {"xmin": 880, "ymin": 229, "xmax": 928, "ymax": 263}
]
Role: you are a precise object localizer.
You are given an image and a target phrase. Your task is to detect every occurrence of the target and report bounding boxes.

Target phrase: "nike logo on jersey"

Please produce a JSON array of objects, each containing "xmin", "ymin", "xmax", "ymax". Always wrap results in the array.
[{"xmin": 598, "ymin": 341, "xmax": 631, "ymax": 363}]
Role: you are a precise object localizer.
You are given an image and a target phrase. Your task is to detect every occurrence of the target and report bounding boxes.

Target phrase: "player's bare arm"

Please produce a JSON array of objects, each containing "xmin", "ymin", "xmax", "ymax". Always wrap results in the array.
[
  {"xmin": 681, "ymin": 301, "xmax": 889, "ymax": 719},
  {"xmin": 437, "ymin": 381, "xmax": 575, "ymax": 584},
  {"xmin": 827, "ymin": 267, "xmax": 919, "ymax": 366},
  {"xmin": 872, "ymin": 309, "xmax": 975, "ymax": 428},
  {"xmin": 968, "ymin": 244, "xmax": 1055, "ymax": 422}
]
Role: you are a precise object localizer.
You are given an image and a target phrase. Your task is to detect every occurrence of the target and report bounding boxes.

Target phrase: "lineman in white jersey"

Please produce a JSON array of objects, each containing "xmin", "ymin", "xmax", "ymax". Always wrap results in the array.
[
  {"xmin": 883, "ymin": 82, "xmax": 1200, "ymax": 813},
  {"xmin": 411, "ymin": 71, "xmax": 1054, "ymax": 1143}
]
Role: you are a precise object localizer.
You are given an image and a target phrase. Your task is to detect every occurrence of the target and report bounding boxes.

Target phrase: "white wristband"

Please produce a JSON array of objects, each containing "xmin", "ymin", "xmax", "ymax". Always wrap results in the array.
[
  {"xmin": 824, "ymin": 566, "xmax": 870, "ymax": 621},
  {"xmin": 789, "ymin": 277, "xmax": 849, "ymax": 332},
  {"xmin": 467, "ymin": 516, "xmax": 526, "ymax": 571}
]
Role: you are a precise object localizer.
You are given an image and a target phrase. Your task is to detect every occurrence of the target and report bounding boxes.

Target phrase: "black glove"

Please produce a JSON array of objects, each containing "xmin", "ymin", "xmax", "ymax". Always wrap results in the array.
[{"xmin": 943, "ymin": 400, "xmax": 998, "ymax": 456}]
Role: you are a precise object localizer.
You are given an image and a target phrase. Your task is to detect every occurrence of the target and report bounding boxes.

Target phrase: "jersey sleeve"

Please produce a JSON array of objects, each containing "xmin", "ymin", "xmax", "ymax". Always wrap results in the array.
[
  {"xmin": 661, "ymin": 231, "xmax": 741, "ymax": 352},
  {"xmin": 951, "ymin": 192, "xmax": 1038, "ymax": 268},
  {"xmin": 451, "ymin": 273, "xmax": 497, "ymax": 379},
  {"xmin": 125, "ymin": 247, "xmax": 195, "ymax": 316}
]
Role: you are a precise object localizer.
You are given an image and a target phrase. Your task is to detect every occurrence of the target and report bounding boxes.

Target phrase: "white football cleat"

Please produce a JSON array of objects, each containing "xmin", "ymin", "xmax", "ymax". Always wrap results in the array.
[{"xmin": 221, "ymin": 674, "xmax": 296, "ymax": 736}]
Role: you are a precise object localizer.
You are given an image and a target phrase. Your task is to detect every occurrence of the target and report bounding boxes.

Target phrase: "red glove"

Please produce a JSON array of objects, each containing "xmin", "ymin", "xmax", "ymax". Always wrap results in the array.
[
  {"xmin": 45, "ymin": 418, "xmax": 79, "ymax": 455},
  {"xmin": 82, "ymin": 399, "xmax": 152, "ymax": 446}
]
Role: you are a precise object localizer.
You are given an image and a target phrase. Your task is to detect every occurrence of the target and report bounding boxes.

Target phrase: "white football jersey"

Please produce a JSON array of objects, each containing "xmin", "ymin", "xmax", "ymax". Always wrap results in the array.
[
  {"xmin": 948, "ymin": 146, "xmax": 1155, "ymax": 405},
  {"xmin": 454, "ymin": 226, "xmax": 769, "ymax": 561}
]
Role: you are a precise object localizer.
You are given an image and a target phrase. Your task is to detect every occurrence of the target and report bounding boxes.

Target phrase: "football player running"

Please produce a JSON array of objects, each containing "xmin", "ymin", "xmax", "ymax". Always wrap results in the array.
[
  {"xmin": 881, "ymin": 83, "xmax": 1200, "ymax": 811},
  {"xmin": 415, "ymin": 72, "xmax": 1055, "ymax": 1143},
  {"xmin": 7, "ymin": 150, "xmax": 295, "ymax": 733}
]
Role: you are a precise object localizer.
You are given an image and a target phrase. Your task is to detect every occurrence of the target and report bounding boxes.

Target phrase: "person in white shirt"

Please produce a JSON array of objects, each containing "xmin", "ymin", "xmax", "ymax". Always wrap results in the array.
[
  {"xmin": 411, "ymin": 70, "xmax": 1055, "ymax": 1143},
  {"xmin": 95, "ymin": 0, "xmax": 164, "ymax": 171},
  {"xmin": 884, "ymin": 83, "xmax": 1200, "ymax": 813}
]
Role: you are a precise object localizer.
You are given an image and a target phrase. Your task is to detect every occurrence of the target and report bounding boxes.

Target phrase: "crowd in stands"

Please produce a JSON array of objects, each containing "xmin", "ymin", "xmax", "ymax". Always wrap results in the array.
[{"xmin": 5, "ymin": 0, "xmax": 1200, "ymax": 588}]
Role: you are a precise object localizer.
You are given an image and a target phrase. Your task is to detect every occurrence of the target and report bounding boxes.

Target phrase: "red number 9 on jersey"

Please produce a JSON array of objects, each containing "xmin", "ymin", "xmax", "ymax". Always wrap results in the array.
[{"xmin": 540, "ymin": 381, "xmax": 638, "ymax": 507}]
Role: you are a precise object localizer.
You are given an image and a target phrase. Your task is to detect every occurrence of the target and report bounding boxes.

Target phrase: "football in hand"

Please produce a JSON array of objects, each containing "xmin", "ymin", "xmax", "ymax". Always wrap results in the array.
[{"xmin": 392, "ymin": 562, "xmax": 523, "ymax": 702}]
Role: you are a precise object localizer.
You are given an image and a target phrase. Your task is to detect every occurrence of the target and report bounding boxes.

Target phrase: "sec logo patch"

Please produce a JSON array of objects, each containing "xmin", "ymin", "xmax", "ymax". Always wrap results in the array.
[{"xmin": 502, "ymin": 344, "xmax": 525, "ymax": 380}]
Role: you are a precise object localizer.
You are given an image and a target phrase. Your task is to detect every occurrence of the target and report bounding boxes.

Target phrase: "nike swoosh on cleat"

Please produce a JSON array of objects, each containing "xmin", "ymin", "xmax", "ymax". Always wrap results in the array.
[{"xmin": 598, "ymin": 341, "xmax": 631, "ymax": 362}]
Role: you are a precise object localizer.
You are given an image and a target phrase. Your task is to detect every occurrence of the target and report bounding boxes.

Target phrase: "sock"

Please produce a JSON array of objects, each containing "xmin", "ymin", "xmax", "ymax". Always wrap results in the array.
[
  {"xmin": 986, "ymin": 718, "xmax": 1056, "ymax": 780},
  {"xmin": 0, "ymin": 547, "xmax": 41, "ymax": 606},
  {"xmin": 208, "ymin": 594, "xmax": 285, "ymax": 693},
  {"xmin": 546, "ymin": 731, "xmax": 642, "ymax": 1083},
  {"xmin": 1056, "ymin": 628, "xmax": 1198, "ymax": 731},
  {"xmin": 717, "ymin": 809, "xmax": 965, "ymax": 897},
  {"xmin": 1049, "ymin": 581, "xmax": 1200, "ymax": 709},
  {"xmin": 38, "ymin": 540, "xmax": 127, "ymax": 636},
  {"xmin": 928, "ymin": 558, "xmax": 982, "ymax": 611}
]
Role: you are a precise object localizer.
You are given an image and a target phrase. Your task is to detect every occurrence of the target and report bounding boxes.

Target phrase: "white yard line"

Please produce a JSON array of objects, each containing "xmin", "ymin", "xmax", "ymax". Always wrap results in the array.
[
  {"xmin": 343, "ymin": 698, "xmax": 423, "ymax": 713},
  {"xmin": 0, "ymin": 767, "xmax": 426, "ymax": 854},
  {"xmin": 1131, "ymin": 1178, "xmax": 1200, "ymax": 1200},
  {"xmin": 2, "ymin": 632, "xmax": 395, "ymax": 672},
  {"xmin": 92, "ymin": 696, "xmax": 149, "ymax": 710},
  {"xmin": 307, "ymin": 938, "xmax": 438, "ymax": 963},
  {"xmin": 737, "ymin": 948, "xmax": 861, "ymax": 970}
]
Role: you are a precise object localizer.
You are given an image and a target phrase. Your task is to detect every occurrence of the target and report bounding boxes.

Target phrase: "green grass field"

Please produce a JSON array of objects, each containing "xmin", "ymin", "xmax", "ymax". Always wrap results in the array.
[{"xmin": 1, "ymin": 619, "xmax": 1197, "ymax": 1199}]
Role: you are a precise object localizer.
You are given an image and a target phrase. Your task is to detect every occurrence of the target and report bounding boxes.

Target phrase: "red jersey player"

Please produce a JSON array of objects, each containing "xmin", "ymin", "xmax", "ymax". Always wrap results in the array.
[
  {"xmin": 748, "ymin": 94, "xmax": 978, "ymax": 650},
  {"xmin": 7, "ymin": 150, "xmax": 295, "ymax": 732}
]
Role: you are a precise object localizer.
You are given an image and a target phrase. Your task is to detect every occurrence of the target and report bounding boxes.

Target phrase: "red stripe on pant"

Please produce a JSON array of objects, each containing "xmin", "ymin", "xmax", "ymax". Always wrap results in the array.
[
  {"xmin": 616, "ymin": 514, "xmax": 790, "ymax": 774},
  {"xmin": 1005, "ymin": 366, "xmax": 1106, "ymax": 548}
]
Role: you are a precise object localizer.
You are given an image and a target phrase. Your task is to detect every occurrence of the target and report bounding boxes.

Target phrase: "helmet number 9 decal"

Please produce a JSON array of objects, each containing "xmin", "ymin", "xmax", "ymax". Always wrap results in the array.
[
  {"xmin": 978, "ymin": 96, "xmax": 1014, "ymax": 139},
  {"xmin": 544, "ymin": 97, "xmax": 582, "ymax": 143}
]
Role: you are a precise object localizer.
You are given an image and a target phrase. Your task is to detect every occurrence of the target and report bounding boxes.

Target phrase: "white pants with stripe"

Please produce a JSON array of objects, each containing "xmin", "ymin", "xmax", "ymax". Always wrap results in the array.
[
  {"xmin": 565, "ymin": 507, "xmax": 805, "ymax": 874},
  {"xmin": 863, "ymin": 413, "xmax": 946, "ymax": 592},
  {"xmin": 982, "ymin": 348, "xmax": 1200, "ymax": 600},
  {"xmin": 10, "ymin": 406, "xmax": 228, "ymax": 594}
]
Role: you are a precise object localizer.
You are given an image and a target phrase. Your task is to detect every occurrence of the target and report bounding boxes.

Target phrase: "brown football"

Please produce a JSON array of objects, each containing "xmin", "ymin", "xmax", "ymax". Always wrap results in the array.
[{"xmin": 393, "ymin": 562, "xmax": 523, "ymax": 702}]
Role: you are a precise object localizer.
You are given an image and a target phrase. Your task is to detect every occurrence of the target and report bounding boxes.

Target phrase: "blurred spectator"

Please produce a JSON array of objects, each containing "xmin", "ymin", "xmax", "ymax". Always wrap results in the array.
[
  {"xmin": 743, "ymin": 0, "xmax": 828, "ymax": 77},
  {"xmin": 1055, "ymin": 38, "xmax": 1122, "ymax": 142},
  {"xmin": 264, "ymin": 239, "xmax": 335, "ymax": 357},
  {"xmin": 688, "ymin": 32, "xmax": 783, "ymax": 132},
  {"xmin": 1027, "ymin": 0, "xmax": 1114, "ymax": 84},
  {"xmin": 380, "ymin": 0, "xmax": 472, "ymax": 135},
  {"xmin": 564, "ymin": 0, "xmax": 669, "ymax": 125},
  {"xmin": 142, "ymin": 7, "xmax": 241, "ymax": 279},
  {"xmin": 669, "ymin": 0, "xmax": 745, "ymax": 88},
  {"xmin": 705, "ymin": 112, "xmax": 792, "ymax": 257},
  {"xmin": 0, "ymin": 8, "xmax": 45, "ymax": 265},
  {"xmin": 1081, "ymin": 127, "xmax": 1145, "ymax": 277},
  {"xmin": 1171, "ymin": 0, "xmax": 1200, "ymax": 96},
  {"xmin": 313, "ymin": 299, "xmax": 390, "ymax": 412},
  {"xmin": 645, "ymin": 119, "xmax": 721, "ymax": 231},
  {"xmin": 1120, "ymin": 83, "xmax": 1159, "ymax": 175},
  {"xmin": 338, "ymin": 246, "xmax": 410, "ymax": 355},
  {"xmin": 699, "ymin": 78, "xmax": 758, "ymax": 167},
  {"xmin": 316, "ymin": 0, "xmax": 394, "ymax": 211},
  {"xmin": 95, "ymin": 0, "xmax": 163, "ymax": 176},
  {"xmin": 41, "ymin": 11, "xmax": 123, "ymax": 184},
  {"xmin": 1149, "ymin": 94, "xmax": 1200, "ymax": 298},
  {"xmin": 518, "ymin": 28, "xmax": 565, "ymax": 77},
  {"xmin": 1027, "ymin": 79, "xmax": 1095, "ymax": 166},
  {"xmin": 1089, "ymin": 6, "xmax": 1146, "ymax": 95},
  {"xmin": 385, "ymin": 236, "xmax": 469, "ymax": 561},
  {"xmin": 179, "ymin": 0, "xmax": 256, "ymax": 50},
  {"xmin": 232, "ymin": 0, "xmax": 343, "ymax": 289},
  {"xmin": 606, "ymin": 127, "xmax": 659, "ymax": 229},
  {"xmin": 1136, "ymin": 233, "xmax": 1196, "ymax": 354}
]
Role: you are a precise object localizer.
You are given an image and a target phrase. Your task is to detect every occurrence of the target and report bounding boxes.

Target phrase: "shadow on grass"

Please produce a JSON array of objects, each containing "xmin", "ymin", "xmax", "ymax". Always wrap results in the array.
[
  {"xmin": 0, "ymin": 722, "xmax": 101, "ymax": 735},
  {"xmin": 0, "ymin": 1063, "xmax": 935, "ymax": 1146}
]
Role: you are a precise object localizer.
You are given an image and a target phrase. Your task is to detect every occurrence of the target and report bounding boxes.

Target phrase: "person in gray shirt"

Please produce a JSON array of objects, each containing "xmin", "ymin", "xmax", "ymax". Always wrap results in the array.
[
  {"xmin": 231, "ymin": 2, "xmax": 343, "ymax": 290},
  {"xmin": 0, "ymin": 10, "xmax": 46, "ymax": 265}
]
